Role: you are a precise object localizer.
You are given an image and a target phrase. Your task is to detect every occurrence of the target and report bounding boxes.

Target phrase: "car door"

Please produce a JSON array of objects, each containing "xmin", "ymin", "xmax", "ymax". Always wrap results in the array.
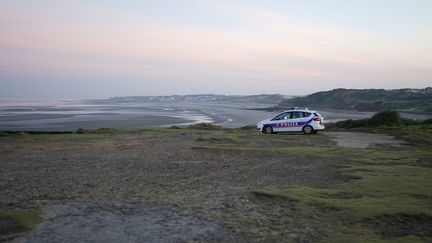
[
  {"xmin": 270, "ymin": 112, "xmax": 291, "ymax": 132},
  {"xmin": 286, "ymin": 111, "xmax": 304, "ymax": 132}
]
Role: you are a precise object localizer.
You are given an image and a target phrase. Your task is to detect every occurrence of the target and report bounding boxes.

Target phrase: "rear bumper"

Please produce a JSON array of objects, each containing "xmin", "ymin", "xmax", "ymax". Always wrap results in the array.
[{"xmin": 315, "ymin": 125, "xmax": 325, "ymax": 130}]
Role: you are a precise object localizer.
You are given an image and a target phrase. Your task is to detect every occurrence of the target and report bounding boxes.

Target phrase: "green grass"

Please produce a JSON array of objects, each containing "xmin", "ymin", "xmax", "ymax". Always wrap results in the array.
[
  {"xmin": 0, "ymin": 210, "xmax": 42, "ymax": 235},
  {"xmin": 327, "ymin": 122, "xmax": 432, "ymax": 146},
  {"xmin": 75, "ymin": 127, "xmax": 127, "ymax": 134},
  {"xmin": 392, "ymin": 124, "xmax": 432, "ymax": 145},
  {"xmin": 255, "ymin": 163, "xmax": 431, "ymax": 216},
  {"xmin": 8, "ymin": 133, "xmax": 119, "ymax": 142},
  {"xmin": 187, "ymin": 123, "xmax": 226, "ymax": 130},
  {"xmin": 252, "ymin": 125, "xmax": 432, "ymax": 242},
  {"xmin": 196, "ymin": 134, "xmax": 247, "ymax": 144},
  {"xmin": 254, "ymin": 163, "xmax": 432, "ymax": 241},
  {"xmin": 193, "ymin": 144, "xmax": 349, "ymax": 158},
  {"xmin": 0, "ymin": 127, "xmax": 196, "ymax": 142}
]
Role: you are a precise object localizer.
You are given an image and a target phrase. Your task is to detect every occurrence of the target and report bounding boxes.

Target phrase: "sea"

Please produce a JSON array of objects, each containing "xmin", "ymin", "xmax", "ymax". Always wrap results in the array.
[{"xmin": 0, "ymin": 98, "xmax": 430, "ymax": 131}]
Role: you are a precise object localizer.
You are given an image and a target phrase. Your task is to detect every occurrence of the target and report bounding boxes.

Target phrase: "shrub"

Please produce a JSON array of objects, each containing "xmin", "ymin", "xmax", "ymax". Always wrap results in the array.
[
  {"xmin": 423, "ymin": 118, "xmax": 432, "ymax": 125},
  {"xmin": 168, "ymin": 125, "xmax": 181, "ymax": 129},
  {"xmin": 401, "ymin": 118, "xmax": 422, "ymax": 126},
  {"xmin": 0, "ymin": 131, "xmax": 8, "ymax": 137},
  {"xmin": 75, "ymin": 128, "xmax": 123, "ymax": 134},
  {"xmin": 187, "ymin": 123, "xmax": 224, "ymax": 130},
  {"xmin": 330, "ymin": 118, "xmax": 369, "ymax": 129},
  {"xmin": 94, "ymin": 128, "xmax": 123, "ymax": 134},
  {"xmin": 75, "ymin": 128, "xmax": 89, "ymax": 134},
  {"xmin": 239, "ymin": 125, "xmax": 256, "ymax": 130},
  {"xmin": 367, "ymin": 110, "xmax": 401, "ymax": 127}
]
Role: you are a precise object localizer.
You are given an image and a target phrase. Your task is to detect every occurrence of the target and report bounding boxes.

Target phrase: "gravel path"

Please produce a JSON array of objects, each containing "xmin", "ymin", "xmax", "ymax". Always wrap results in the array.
[
  {"xmin": 324, "ymin": 131, "xmax": 405, "ymax": 149},
  {"xmin": 13, "ymin": 202, "xmax": 237, "ymax": 243}
]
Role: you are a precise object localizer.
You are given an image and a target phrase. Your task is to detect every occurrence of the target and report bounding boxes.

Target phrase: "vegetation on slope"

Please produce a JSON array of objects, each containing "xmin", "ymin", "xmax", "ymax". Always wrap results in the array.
[
  {"xmin": 327, "ymin": 110, "xmax": 432, "ymax": 129},
  {"xmin": 277, "ymin": 87, "xmax": 432, "ymax": 113}
]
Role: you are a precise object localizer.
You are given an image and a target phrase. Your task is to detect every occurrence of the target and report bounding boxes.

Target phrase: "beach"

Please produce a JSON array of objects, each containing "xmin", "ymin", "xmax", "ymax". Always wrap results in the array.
[{"xmin": 1, "ymin": 98, "xmax": 430, "ymax": 131}]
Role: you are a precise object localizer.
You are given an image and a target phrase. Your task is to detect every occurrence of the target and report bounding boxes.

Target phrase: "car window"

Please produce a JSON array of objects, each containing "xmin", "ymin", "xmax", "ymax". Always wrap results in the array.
[
  {"xmin": 303, "ymin": 112, "xmax": 311, "ymax": 117},
  {"xmin": 273, "ymin": 112, "xmax": 290, "ymax": 120},
  {"xmin": 290, "ymin": 112, "xmax": 302, "ymax": 119},
  {"xmin": 313, "ymin": 112, "xmax": 322, "ymax": 117}
]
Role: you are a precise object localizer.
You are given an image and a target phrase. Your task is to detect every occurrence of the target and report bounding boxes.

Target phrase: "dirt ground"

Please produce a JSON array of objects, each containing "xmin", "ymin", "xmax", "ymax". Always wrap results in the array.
[
  {"xmin": 324, "ymin": 131, "xmax": 405, "ymax": 149},
  {"xmin": 0, "ymin": 129, "xmax": 414, "ymax": 242}
]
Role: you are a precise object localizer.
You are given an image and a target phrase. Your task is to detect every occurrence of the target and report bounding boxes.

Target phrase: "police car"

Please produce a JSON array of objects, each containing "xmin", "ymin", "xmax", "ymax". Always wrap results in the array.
[{"xmin": 257, "ymin": 108, "xmax": 325, "ymax": 135}]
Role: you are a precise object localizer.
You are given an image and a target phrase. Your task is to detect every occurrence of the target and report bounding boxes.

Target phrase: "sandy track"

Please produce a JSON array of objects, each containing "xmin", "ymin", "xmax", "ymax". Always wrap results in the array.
[{"xmin": 324, "ymin": 131, "xmax": 405, "ymax": 149}]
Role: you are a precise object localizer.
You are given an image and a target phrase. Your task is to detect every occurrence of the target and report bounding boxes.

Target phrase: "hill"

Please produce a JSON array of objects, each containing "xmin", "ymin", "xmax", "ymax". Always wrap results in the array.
[{"xmin": 276, "ymin": 88, "xmax": 432, "ymax": 113}]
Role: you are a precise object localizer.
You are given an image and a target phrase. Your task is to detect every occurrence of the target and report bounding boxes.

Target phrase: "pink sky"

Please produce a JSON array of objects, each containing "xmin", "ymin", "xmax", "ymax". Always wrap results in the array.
[{"xmin": 1, "ymin": 0, "xmax": 431, "ymax": 98}]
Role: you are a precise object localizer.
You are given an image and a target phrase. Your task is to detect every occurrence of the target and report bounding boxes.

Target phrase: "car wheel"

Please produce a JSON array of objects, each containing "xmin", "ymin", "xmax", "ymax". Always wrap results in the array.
[
  {"xmin": 302, "ymin": 125, "xmax": 313, "ymax": 135},
  {"xmin": 263, "ymin": 126, "xmax": 273, "ymax": 134}
]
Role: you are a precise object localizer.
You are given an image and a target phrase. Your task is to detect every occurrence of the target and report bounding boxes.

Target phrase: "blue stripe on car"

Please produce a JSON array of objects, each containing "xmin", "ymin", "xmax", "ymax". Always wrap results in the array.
[{"xmin": 265, "ymin": 117, "xmax": 314, "ymax": 128}]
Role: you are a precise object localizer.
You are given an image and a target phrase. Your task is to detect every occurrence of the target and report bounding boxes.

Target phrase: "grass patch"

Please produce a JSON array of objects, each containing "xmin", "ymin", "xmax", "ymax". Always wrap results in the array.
[
  {"xmin": 252, "ymin": 126, "xmax": 432, "ymax": 241},
  {"xmin": 187, "ymin": 123, "xmax": 225, "ymax": 130},
  {"xmin": 237, "ymin": 125, "xmax": 257, "ymax": 130},
  {"xmin": 365, "ymin": 213, "xmax": 432, "ymax": 238},
  {"xmin": 252, "ymin": 148, "xmax": 432, "ymax": 241},
  {"xmin": 255, "ymin": 163, "xmax": 432, "ymax": 218},
  {"xmin": 391, "ymin": 124, "xmax": 432, "ymax": 146},
  {"xmin": 9, "ymin": 133, "xmax": 119, "ymax": 142},
  {"xmin": 0, "ymin": 210, "xmax": 41, "ymax": 236},
  {"xmin": 75, "ymin": 127, "xmax": 126, "ymax": 134},
  {"xmin": 193, "ymin": 145, "xmax": 349, "ymax": 158},
  {"xmin": 196, "ymin": 134, "xmax": 247, "ymax": 144}
]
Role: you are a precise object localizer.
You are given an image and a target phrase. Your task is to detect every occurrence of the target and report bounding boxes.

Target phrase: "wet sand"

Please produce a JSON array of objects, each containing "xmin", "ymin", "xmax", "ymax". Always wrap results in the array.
[{"xmin": 1, "ymin": 99, "xmax": 430, "ymax": 131}]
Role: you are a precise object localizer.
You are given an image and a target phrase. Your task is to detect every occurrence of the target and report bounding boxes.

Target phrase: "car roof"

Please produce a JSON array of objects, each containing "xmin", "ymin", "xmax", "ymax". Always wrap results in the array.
[{"xmin": 281, "ymin": 109, "xmax": 317, "ymax": 113}]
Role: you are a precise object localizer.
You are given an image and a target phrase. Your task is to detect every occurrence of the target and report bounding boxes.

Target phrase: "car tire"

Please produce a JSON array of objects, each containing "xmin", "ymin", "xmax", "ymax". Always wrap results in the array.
[
  {"xmin": 302, "ymin": 125, "xmax": 314, "ymax": 135},
  {"xmin": 263, "ymin": 126, "xmax": 273, "ymax": 134}
]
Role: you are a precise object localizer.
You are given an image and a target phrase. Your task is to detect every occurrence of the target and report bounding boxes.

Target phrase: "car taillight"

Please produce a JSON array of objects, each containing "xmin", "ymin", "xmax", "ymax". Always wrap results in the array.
[{"xmin": 313, "ymin": 117, "xmax": 324, "ymax": 125}]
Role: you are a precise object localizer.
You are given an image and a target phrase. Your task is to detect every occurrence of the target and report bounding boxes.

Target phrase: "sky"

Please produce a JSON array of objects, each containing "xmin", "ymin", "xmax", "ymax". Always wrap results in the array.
[{"xmin": 0, "ymin": 0, "xmax": 431, "ymax": 98}]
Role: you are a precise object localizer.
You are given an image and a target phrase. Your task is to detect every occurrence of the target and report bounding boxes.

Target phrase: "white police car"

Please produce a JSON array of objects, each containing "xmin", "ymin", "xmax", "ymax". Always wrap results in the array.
[{"xmin": 257, "ymin": 108, "xmax": 325, "ymax": 135}]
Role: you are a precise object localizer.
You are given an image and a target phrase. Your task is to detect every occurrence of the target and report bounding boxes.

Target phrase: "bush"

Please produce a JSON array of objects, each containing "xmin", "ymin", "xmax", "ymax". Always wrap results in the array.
[
  {"xmin": 187, "ymin": 123, "xmax": 224, "ymax": 130},
  {"xmin": 94, "ymin": 128, "xmax": 124, "ymax": 134},
  {"xmin": 367, "ymin": 110, "xmax": 401, "ymax": 127},
  {"xmin": 239, "ymin": 125, "xmax": 256, "ymax": 130},
  {"xmin": 423, "ymin": 118, "xmax": 432, "ymax": 125},
  {"xmin": 0, "ymin": 131, "xmax": 8, "ymax": 137},
  {"xmin": 75, "ymin": 128, "xmax": 123, "ymax": 134},
  {"xmin": 75, "ymin": 128, "xmax": 89, "ymax": 134},
  {"xmin": 335, "ymin": 118, "xmax": 369, "ymax": 129},
  {"xmin": 401, "ymin": 118, "xmax": 422, "ymax": 126},
  {"xmin": 168, "ymin": 125, "xmax": 181, "ymax": 129}
]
